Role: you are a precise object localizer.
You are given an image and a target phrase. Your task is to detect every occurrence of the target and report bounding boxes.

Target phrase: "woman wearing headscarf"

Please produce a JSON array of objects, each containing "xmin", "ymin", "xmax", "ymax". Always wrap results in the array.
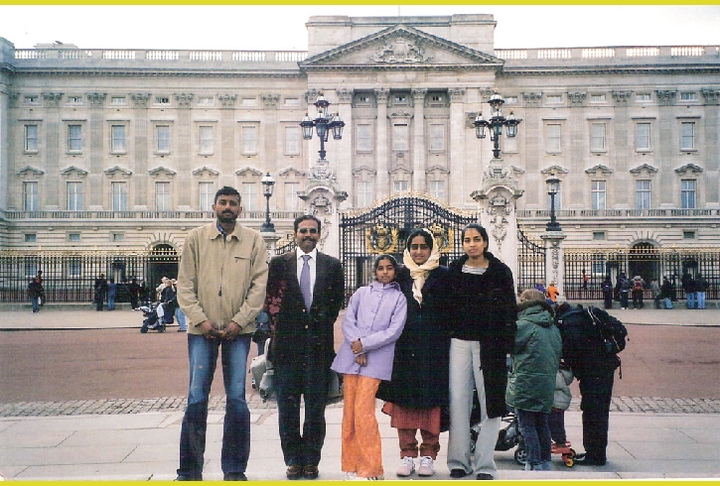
[{"xmin": 376, "ymin": 228, "xmax": 450, "ymax": 478}]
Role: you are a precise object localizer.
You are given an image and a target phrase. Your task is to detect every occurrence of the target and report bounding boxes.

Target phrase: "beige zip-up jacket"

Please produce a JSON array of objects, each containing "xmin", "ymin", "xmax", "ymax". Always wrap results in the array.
[{"xmin": 177, "ymin": 221, "xmax": 268, "ymax": 336}]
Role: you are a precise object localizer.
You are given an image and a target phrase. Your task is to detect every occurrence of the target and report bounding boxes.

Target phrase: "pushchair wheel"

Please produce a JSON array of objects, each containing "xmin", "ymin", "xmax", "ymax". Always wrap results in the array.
[
  {"xmin": 157, "ymin": 324, "xmax": 165, "ymax": 333},
  {"xmin": 514, "ymin": 445, "xmax": 527, "ymax": 466}
]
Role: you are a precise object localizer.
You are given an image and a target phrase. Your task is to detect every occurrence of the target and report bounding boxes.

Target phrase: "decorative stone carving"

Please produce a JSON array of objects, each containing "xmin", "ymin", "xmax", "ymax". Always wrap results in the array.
[
  {"xmin": 568, "ymin": 92, "xmax": 587, "ymax": 105},
  {"xmin": 174, "ymin": 93, "xmax": 194, "ymax": 107},
  {"xmin": 370, "ymin": 36, "xmax": 432, "ymax": 64},
  {"xmin": 449, "ymin": 88, "xmax": 465, "ymax": 103},
  {"xmin": 656, "ymin": 90, "xmax": 676, "ymax": 104},
  {"xmin": 336, "ymin": 88, "xmax": 352, "ymax": 103},
  {"xmin": 17, "ymin": 166, "xmax": 45, "ymax": 178},
  {"xmin": 86, "ymin": 92, "xmax": 106, "ymax": 106},
  {"xmin": 674, "ymin": 163, "xmax": 703, "ymax": 175},
  {"xmin": 130, "ymin": 93, "xmax": 151, "ymax": 106},
  {"xmin": 218, "ymin": 94, "xmax": 236, "ymax": 107},
  {"xmin": 701, "ymin": 88, "xmax": 720, "ymax": 104},
  {"xmin": 629, "ymin": 163, "xmax": 659, "ymax": 175},
  {"xmin": 585, "ymin": 164, "xmax": 614, "ymax": 175},
  {"xmin": 611, "ymin": 91, "xmax": 633, "ymax": 104},
  {"xmin": 60, "ymin": 166, "xmax": 89, "ymax": 178},
  {"xmin": 523, "ymin": 92, "xmax": 543, "ymax": 105},
  {"xmin": 261, "ymin": 94, "xmax": 280, "ymax": 107},
  {"xmin": 374, "ymin": 88, "xmax": 389, "ymax": 105},
  {"xmin": 42, "ymin": 92, "xmax": 63, "ymax": 107},
  {"xmin": 148, "ymin": 166, "xmax": 177, "ymax": 178},
  {"xmin": 104, "ymin": 165, "xmax": 133, "ymax": 179}
]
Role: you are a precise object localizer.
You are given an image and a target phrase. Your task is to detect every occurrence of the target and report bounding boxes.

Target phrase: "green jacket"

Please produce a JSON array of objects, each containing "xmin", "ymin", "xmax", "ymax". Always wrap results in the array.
[
  {"xmin": 177, "ymin": 221, "xmax": 268, "ymax": 336},
  {"xmin": 505, "ymin": 300, "xmax": 562, "ymax": 413}
]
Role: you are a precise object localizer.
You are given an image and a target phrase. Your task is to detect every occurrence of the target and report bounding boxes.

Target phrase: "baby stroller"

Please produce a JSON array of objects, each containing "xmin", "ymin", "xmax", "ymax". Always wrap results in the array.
[
  {"xmin": 139, "ymin": 302, "xmax": 166, "ymax": 333},
  {"xmin": 470, "ymin": 407, "xmax": 527, "ymax": 466}
]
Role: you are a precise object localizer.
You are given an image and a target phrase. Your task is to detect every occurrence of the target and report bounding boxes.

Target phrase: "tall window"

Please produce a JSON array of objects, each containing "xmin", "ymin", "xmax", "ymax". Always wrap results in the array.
[
  {"xmin": 24, "ymin": 124, "xmax": 38, "ymax": 152},
  {"xmin": 156, "ymin": 125, "xmax": 170, "ymax": 153},
  {"xmin": 681, "ymin": 180, "xmax": 696, "ymax": 209},
  {"xmin": 429, "ymin": 124, "xmax": 445, "ymax": 151},
  {"xmin": 356, "ymin": 181, "xmax": 373, "ymax": 208},
  {"xmin": 590, "ymin": 122, "xmax": 606, "ymax": 152},
  {"xmin": 393, "ymin": 180, "xmax": 409, "ymax": 194},
  {"xmin": 591, "ymin": 180, "xmax": 606, "ymax": 210},
  {"xmin": 67, "ymin": 182, "xmax": 83, "ymax": 211},
  {"xmin": 635, "ymin": 180, "xmax": 651, "ymax": 209},
  {"xmin": 111, "ymin": 182, "xmax": 127, "ymax": 211},
  {"xmin": 199, "ymin": 126, "xmax": 214, "ymax": 155},
  {"xmin": 155, "ymin": 182, "xmax": 170, "ymax": 211},
  {"xmin": 241, "ymin": 182, "xmax": 257, "ymax": 211},
  {"xmin": 392, "ymin": 124, "xmax": 409, "ymax": 151},
  {"xmin": 284, "ymin": 182, "xmax": 300, "ymax": 211},
  {"xmin": 68, "ymin": 125, "xmax": 82, "ymax": 152},
  {"xmin": 199, "ymin": 182, "xmax": 214, "ymax": 211},
  {"xmin": 545, "ymin": 123, "xmax": 562, "ymax": 153},
  {"xmin": 680, "ymin": 122, "xmax": 695, "ymax": 151},
  {"xmin": 428, "ymin": 180, "xmax": 446, "ymax": 201},
  {"xmin": 23, "ymin": 181, "xmax": 38, "ymax": 211},
  {"xmin": 356, "ymin": 124, "xmax": 372, "ymax": 152},
  {"xmin": 241, "ymin": 125, "xmax": 257, "ymax": 155},
  {"xmin": 635, "ymin": 122, "xmax": 651, "ymax": 151},
  {"xmin": 284, "ymin": 126, "xmax": 300, "ymax": 155},
  {"xmin": 111, "ymin": 125, "xmax": 126, "ymax": 153}
]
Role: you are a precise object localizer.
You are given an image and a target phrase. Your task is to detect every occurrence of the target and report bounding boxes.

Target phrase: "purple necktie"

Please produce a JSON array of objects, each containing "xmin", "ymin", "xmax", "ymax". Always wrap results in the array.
[{"xmin": 300, "ymin": 254, "xmax": 312, "ymax": 311}]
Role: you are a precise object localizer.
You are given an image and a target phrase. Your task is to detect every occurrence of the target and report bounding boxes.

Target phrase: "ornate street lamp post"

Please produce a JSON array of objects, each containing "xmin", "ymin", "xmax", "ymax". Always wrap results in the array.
[
  {"xmin": 474, "ymin": 89, "xmax": 521, "ymax": 159},
  {"xmin": 260, "ymin": 171, "xmax": 275, "ymax": 233},
  {"xmin": 300, "ymin": 91, "xmax": 345, "ymax": 161},
  {"xmin": 545, "ymin": 172, "xmax": 562, "ymax": 232}
]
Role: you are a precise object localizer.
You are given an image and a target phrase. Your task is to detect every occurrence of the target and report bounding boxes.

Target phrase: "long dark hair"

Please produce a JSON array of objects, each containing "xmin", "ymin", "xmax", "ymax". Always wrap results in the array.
[
  {"xmin": 405, "ymin": 228, "xmax": 434, "ymax": 252},
  {"xmin": 461, "ymin": 223, "xmax": 490, "ymax": 257}
]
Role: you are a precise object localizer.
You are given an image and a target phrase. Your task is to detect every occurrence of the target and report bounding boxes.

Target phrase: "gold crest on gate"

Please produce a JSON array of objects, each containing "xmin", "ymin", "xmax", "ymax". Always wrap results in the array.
[
  {"xmin": 428, "ymin": 222, "xmax": 453, "ymax": 254},
  {"xmin": 365, "ymin": 223, "xmax": 399, "ymax": 254}
]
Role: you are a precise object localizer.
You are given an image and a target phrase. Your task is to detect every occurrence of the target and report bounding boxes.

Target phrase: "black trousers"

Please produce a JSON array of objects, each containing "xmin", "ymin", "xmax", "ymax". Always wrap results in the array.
[{"xmin": 578, "ymin": 371, "xmax": 615, "ymax": 461}]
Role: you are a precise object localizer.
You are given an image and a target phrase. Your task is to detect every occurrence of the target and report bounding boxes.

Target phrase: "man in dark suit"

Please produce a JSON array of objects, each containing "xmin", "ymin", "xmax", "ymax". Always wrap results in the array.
[{"xmin": 265, "ymin": 215, "xmax": 344, "ymax": 480}]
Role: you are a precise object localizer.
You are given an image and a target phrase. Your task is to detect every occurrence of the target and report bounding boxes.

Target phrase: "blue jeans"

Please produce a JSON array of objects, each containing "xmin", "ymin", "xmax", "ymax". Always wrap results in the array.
[
  {"xmin": 178, "ymin": 333, "xmax": 251, "ymax": 478},
  {"xmin": 31, "ymin": 296, "xmax": 40, "ymax": 313},
  {"xmin": 685, "ymin": 292, "xmax": 696, "ymax": 309},
  {"xmin": 516, "ymin": 409, "xmax": 551, "ymax": 470},
  {"xmin": 696, "ymin": 291, "xmax": 706, "ymax": 309},
  {"xmin": 107, "ymin": 294, "xmax": 115, "ymax": 311},
  {"xmin": 175, "ymin": 308, "xmax": 187, "ymax": 331}
]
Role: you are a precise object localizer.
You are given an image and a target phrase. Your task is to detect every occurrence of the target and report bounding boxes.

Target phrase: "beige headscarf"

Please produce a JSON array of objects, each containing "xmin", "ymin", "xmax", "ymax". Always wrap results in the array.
[{"xmin": 402, "ymin": 228, "xmax": 440, "ymax": 305}]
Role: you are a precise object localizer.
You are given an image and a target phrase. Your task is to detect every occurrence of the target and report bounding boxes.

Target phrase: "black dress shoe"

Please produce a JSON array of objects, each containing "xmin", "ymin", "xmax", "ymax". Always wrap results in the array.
[
  {"xmin": 223, "ymin": 472, "xmax": 247, "ymax": 481},
  {"xmin": 450, "ymin": 469, "xmax": 468, "ymax": 478},
  {"xmin": 286, "ymin": 465, "xmax": 304, "ymax": 480},
  {"xmin": 303, "ymin": 465, "xmax": 319, "ymax": 479},
  {"xmin": 476, "ymin": 472, "xmax": 494, "ymax": 480},
  {"xmin": 175, "ymin": 474, "xmax": 202, "ymax": 481},
  {"xmin": 574, "ymin": 455, "xmax": 606, "ymax": 466}
]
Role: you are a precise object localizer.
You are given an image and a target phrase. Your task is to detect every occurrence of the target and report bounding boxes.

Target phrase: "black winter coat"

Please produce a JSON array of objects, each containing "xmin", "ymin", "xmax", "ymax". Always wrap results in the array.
[
  {"xmin": 446, "ymin": 253, "xmax": 517, "ymax": 419},
  {"xmin": 376, "ymin": 265, "xmax": 450, "ymax": 409}
]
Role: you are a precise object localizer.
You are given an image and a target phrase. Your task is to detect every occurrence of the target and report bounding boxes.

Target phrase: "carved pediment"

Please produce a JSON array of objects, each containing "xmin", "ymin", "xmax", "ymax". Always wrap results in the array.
[
  {"xmin": 148, "ymin": 166, "xmax": 177, "ymax": 177},
  {"xmin": 300, "ymin": 25, "xmax": 503, "ymax": 71},
  {"xmin": 389, "ymin": 166, "xmax": 413, "ymax": 175},
  {"xmin": 352, "ymin": 165, "xmax": 377, "ymax": 177},
  {"xmin": 17, "ymin": 166, "xmax": 44, "ymax": 177},
  {"xmin": 585, "ymin": 164, "xmax": 613, "ymax": 175},
  {"xmin": 425, "ymin": 164, "xmax": 450, "ymax": 175},
  {"xmin": 60, "ymin": 165, "xmax": 89, "ymax": 178},
  {"xmin": 192, "ymin": 166, "xmax": 220, "ymax": 177},
  {"xmin": 104, "ymin": 165, "xmax": 132, "ymax": 178},
  {"xmin": 235, "ymin": 166, "xmax": 264, "ymax": 178},
  {"xmin": 278, "ymin": 167, "xmax": 307, "ymax": 178},
  {"xmin": 629, "ymin": 163, "xmax": 658, "ymax": 175},
  {"xmin": 541, "ymin": 165, "xmax": 569, "ymax": 176},
  {"xmin": 675, "ymin": 163, "xmax": 703, "ymax": 175}
]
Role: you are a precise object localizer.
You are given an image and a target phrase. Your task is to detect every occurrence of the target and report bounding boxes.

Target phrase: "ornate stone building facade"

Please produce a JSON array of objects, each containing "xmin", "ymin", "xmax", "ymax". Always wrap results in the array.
[{"xmin": 1, "ymin": 14, "xmax": 719, "ymax": 261}]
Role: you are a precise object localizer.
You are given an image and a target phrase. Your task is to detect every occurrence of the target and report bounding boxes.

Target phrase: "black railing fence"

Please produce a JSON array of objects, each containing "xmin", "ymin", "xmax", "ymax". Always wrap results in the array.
[{"xmin": 1, "ymin": 249, "xmax": 179, "ymax": 303}]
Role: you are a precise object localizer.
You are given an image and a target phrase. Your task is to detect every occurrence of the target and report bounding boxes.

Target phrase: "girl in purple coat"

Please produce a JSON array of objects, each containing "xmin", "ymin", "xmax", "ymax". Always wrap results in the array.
[{"xmin": 332, "ymin": 254, "xmax": 407, "ymax": 480}]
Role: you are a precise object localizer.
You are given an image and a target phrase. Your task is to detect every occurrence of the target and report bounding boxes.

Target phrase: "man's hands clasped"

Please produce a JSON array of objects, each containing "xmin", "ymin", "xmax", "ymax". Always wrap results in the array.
[{"xmin": 197, "ymin": 320, "xmax": 243, "ymax": 340}]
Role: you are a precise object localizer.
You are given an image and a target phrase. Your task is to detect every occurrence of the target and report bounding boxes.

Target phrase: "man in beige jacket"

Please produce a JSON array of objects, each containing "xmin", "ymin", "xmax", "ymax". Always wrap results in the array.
[{"xmin": 175, "ymin": 185, "xmax": 268, "ymax": 481}]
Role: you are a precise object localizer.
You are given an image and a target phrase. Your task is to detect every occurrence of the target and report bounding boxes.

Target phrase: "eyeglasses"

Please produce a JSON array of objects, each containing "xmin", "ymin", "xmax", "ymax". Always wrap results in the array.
[{"xmin": 298, "ymin": 228, "xmax": 319, "ymax": 234}]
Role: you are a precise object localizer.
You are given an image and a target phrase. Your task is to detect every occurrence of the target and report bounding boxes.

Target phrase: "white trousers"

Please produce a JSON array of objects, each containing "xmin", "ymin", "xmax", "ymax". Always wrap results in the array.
[{"xmin": 447, "ymin": 338, "xmax": 501, "ymax": 477}]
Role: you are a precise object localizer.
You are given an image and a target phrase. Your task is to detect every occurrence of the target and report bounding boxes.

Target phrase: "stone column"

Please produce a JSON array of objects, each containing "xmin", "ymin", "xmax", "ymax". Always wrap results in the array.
[
  {"xmin": 0, "ymin": 79, "xmax": 10, "ymax": 210},
  {"xmin": 448, "ymin": 88, "xmax": 466, "ymax": 206},
  {"xmin": 87, "ymin": 92, "xmax": 107, "ymax": 208},
  {"xmin": 374, "ymin": 88, "xmax": 389, "ymax": 200},
  {"xmin": 412, "ymin": 88, "xmax": 426, "ymax": 193},
  {"xmin": 42, "ymin": 92, "xmax": 63, "ymax": 209},
  {"xmin": 173, "ymin": 92, "xmax": 193, "ymax": 209},
  {"xmin": 541, "ymin": 230, "xmax": 566, "ymax": 295}
]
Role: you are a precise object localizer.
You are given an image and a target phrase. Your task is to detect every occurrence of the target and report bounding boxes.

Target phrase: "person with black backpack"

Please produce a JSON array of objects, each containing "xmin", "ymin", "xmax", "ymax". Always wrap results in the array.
[{"xmin": 554, "ymin": 303, "xmax": 627, "ymax": 466}]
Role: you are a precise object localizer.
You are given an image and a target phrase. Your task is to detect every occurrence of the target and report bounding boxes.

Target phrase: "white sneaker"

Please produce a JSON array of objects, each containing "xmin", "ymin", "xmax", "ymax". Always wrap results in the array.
[
  {"xmin": 396, "ymin": 456, "xmax": 415, "ymax": 477},
  {"xmin": 417, "ymin": 456, "xmax": 434, "ymax": 477},
  {"xmin": 344, "ymin": 472, "xmax": 358, "ymax": 480}
]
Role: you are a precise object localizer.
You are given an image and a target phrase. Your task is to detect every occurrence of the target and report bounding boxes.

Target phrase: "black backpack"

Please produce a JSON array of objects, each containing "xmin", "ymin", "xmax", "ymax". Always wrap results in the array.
[{"xmin": 586, "ymin": 306, "xmax": 628, "ymax": 355}]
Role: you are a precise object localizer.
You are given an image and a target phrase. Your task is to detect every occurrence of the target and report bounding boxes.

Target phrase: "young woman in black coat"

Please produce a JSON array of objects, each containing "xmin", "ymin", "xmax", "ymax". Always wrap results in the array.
[{"xmin": 445, "ymin": 223, "xmax": 517, "ymax": 481}]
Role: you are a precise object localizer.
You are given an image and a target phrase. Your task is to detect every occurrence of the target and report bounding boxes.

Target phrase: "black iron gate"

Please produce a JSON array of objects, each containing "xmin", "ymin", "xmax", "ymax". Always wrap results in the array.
[
  {"xmin": 516, "ymin": 227, "xmax": 546, "ymax": 293},
  {"xmin": 339, "ymin": 195, "xmax": 477, "ymax": 303}
]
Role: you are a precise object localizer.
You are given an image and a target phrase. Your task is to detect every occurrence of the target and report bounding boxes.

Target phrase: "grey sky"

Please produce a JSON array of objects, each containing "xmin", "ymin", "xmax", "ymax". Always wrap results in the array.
[{"xmin": 1, "ymin": 5, "xmax": 718, "ymax": 51}]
